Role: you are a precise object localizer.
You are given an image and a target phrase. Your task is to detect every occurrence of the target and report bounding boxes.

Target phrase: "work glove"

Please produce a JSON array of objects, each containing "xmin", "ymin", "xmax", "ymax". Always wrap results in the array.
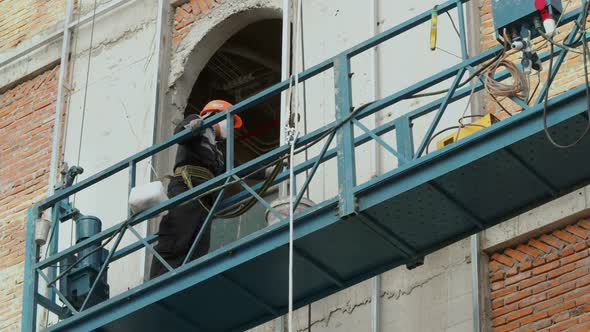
[
  {"xmin": 186, "ymin": 118, "xmax": 203, "ymax": 130},
  {"xmin": 217, "ymin": 119, "xmax": 228, "ymax": 140},
  {"xmin": 263, "ymin": 160, "xmax": 289, "ymax": 179}
]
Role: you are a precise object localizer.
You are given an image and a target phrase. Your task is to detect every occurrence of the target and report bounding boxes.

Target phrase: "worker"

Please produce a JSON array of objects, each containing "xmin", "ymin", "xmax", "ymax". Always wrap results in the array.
[{"xmin": 149, "ymin": 100, "xmax": 258, "ymax": 279}]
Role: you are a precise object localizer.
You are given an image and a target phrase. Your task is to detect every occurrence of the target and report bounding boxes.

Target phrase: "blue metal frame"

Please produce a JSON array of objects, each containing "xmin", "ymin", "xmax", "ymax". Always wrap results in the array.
[{"xmin": 21, "ymin": 1, "xmax": 589, "ymax": 331}]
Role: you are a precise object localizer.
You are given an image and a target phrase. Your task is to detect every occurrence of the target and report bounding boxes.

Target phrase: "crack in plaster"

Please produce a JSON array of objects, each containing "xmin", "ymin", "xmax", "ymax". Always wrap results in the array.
[
  {"xmin": 293, "ymin": 255, "xmax": 470, "ymax": 330},
  {"xmin": 74, "ymin": 20, "xmax": 156, "ymax": 57}
]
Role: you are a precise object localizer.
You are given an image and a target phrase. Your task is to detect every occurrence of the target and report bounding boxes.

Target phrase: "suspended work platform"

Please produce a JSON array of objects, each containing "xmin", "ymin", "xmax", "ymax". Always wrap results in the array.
[{"xmin": 22, "ymin": 1, "xmax": 590, "ymax": 331}]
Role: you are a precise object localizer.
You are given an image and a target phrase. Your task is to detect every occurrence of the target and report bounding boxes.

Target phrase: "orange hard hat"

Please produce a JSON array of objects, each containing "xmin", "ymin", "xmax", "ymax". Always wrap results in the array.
[{"xmin": 200, "ymin": 100, "xmax": 243, "ymax": 129}]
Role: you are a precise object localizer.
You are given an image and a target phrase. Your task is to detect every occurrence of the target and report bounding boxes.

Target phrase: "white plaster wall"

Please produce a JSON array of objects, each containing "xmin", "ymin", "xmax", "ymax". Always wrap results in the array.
[
  {"xmin": 59, "ymin": 0, "xmax": 158, "ymax": 296},
  {"xmin": 294, "ymin": 0, "xmax": 472, "ymax": 204}
]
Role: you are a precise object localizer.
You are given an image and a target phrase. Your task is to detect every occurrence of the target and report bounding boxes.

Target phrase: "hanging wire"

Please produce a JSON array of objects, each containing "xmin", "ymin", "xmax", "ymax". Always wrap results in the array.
[
  {"xmin": 72, "ymin": 0, "xmax": 99, "ymax": 213},
  {"xmin": 542, "ymin": 1, "xmax": 590, "ymax": 148}
]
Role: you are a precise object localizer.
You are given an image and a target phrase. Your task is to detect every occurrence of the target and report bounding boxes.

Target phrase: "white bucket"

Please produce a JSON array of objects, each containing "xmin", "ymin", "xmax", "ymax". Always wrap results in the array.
[
  {"xmin": 265, "ymin": 196, "xmax": 315, "ymax": 226},
  {"xmin": 35, "ymin": 218, "xmax": 51, "ymax": 246}
]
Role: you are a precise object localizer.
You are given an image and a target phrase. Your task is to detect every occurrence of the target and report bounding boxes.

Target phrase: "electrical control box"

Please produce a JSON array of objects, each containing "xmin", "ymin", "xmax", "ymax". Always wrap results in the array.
[
  {"xmin": 492, "ymin": 0, "xmax": 562, "ymax": 38},
  {"xmin": 437, "ymin": 114, "xmax": 499, "ymax": 150}
]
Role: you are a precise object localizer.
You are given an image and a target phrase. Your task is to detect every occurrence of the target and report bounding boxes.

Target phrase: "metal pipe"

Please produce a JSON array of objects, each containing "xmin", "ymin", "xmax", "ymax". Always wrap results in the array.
[
  {"xmin": 466, "ymin": 0, "xmax": 483, "ymax": 115},
  {"xmin": 0, "ymin": 0, "xmax": 136, "ymax": 73},
  {"xmin": 471, "ymin": 233, "xmax": 481, "ymax": 332},
  {"xmin": 278, "ymin": 0, "xmax": 291, "ymax": 197},
  {"xmin": 48, "ymin": 0, "xmax": 75, "ymax": 197},
  {"xmin": 465, "ymin": 4, "xmax": 483, "ymax": 329},
  {"xmin": 275, "ymin": 1, "xmax": 291, "ymax": 330},
  {"xmin": 41, "ymin": 0, "xmax": 75, "ymax": 328}
]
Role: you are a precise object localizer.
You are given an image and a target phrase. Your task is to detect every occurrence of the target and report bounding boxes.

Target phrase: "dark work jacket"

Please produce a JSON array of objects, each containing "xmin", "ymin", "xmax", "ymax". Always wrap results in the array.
[
  {"xmin": 173, "ymin": 114, "xmax": 225, "ymax": 176},
  {"xmin": 173, "ymin": 114, "xmax": 268, "ymax": 180}
]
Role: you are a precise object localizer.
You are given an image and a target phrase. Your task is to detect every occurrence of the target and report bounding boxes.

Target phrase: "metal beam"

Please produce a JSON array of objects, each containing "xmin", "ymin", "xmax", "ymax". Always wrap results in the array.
[
  {"xmin": 429, "ymin": 181, "xmax": 485, "ymax": 230},
  {"xmin": 293, "ymin": 248, "xmax": 344, "ymax": 287},
  {"xmin": 36, "ymin": 294, "xmax": 66, "ymax": 318},
  {"xmin": 111, "ymin": 234, "xmax": 158, "ymax": 263},
  {"xmin": 334, "ymin": 55, "xmax": 357, "ymax": 217},
  {"xmin": 22, "ymin": 208, "xmax": 39, "ymax": 332},
  {"xmin": 503, "ymin": 148, "xmax": 558, "ymax": 197},
  {"xmin": 219, "ymin": 275, "xmax": 279, "ymax": 316},
  {"xmin": 358, "ymin": 212, "xmax": 417, "ymax": 258},
  {"xmin": 153, "ymin": 302, "xmax": 203, "ymax": 332}
]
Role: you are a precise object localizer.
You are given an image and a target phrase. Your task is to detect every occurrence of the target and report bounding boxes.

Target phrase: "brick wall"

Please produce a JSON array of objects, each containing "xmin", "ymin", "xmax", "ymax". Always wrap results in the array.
[
  {"xmin": 0, "ymin": 66, "xmax": 59, "ymax": 331},
  {"xmin": 173, "ymin": 0, "xmax": 224, "ymax": 46},
  {"xmin": 0, "ymin": 0, "xmax": 67, "ymax": 52},
  {"xmin": 479, "ymin": 0, "xmax": 589, "ymax": 117},
  {"xmin": 488, "ymin": 220, "xmax": 590, "ymax": 332}
]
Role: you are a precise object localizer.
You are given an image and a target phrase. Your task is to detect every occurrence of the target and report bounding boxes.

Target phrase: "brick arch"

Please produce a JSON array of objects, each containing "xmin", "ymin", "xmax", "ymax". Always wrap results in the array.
[{"xmin": 166, "ymin": 0, "xmax": 282, "ymax": 119}]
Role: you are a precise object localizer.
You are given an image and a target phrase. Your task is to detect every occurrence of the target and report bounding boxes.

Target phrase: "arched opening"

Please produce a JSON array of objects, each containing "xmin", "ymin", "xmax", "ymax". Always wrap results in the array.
[{"xmin": 186, "ymin": 19, "xmax": 282, "ymax": 163}]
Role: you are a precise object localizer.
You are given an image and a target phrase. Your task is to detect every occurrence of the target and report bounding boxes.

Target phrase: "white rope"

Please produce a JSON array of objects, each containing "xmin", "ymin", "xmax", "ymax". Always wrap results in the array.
[
  {"xmin": 287, "ymin": 1, "xmax": 303, "ymax": 331},
  {"xmin": 287, "ymin": 128, "xmax": 299, "ymax": 332}
]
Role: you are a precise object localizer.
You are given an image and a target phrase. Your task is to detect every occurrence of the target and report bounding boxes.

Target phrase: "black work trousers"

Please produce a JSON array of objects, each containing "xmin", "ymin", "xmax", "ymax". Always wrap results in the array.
[{"xmin": 149, "ymin": 176, "xmax": 212, "ymax": 279}]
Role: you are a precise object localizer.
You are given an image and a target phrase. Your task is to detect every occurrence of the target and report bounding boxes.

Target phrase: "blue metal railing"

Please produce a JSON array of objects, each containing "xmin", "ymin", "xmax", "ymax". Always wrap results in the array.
[{"xmin": 21, "ymin": 0, "xmax": 587, "ymax": 330}]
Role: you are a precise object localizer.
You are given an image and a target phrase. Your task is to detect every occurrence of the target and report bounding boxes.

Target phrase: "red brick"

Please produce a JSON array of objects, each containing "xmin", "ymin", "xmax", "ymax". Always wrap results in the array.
[
  {"xmin": 518, "ymin": 244, "xmax": 542, "ymax": 258},
  {"xmin": 546, "ymin": 252, "xmax": 560, "ymax": 262},
  {"xmin": 493, "ymin": 316, "xmax": 506, "ymax": 327},
  {"xmin": 546, "ymin": 300, "xmax": 576, "ymax": 316},
  {"xmin": 493, "ymin": 303, "xmax": 518, "ymax": 318},
  {"xmin": 506, "ymin": 266, "xmax": 519, "ymax": 277},
  {"xmin": 547, "ymin": 282, "xmax": 576, "ymax": 298},
  {"xmin": 520, "ymin": 311, "xmax": 549, "ymax": 325},
  {"xmin": 492, "ymin": 298, "xmax": 504, "ymax": 309},
  {"xmin": 548, "ymin": 264, "xmax": 576, "ymax": 279},
  {"xmin": 551, "ymin": 311, "xmax": 570, "ymax": 323},
  {"xmin": 493, "ymin": 253, "xmax": 516, "ymax": 267},
  {"xmin": 530, "ymin": 239, "xmax": 553, "ymax": 253},
  {"xmin": 533, "ymin": 261, "xmax": 561, "ymax": 275},
  {"xmin": 491, "ymin": 272, "xmax": 505, "ymax": 282},
  {"xmin": 560, "ymin": 268, "xmax": 590, "ymax": 284},
  {"xmin": 505, "ymin": 248, "xmax": 530, "ymax": 263},
  {"xmin": 506, "ymin": 306, "xmax": 533, "ymax": 322},
  {"xmin": 566, "ymin": 225, "xmax": 589, "ymax": 239},
  {"xmin": 540, "ymin": 235, "xmax": 566, "ymax": 249},
  {"xmin": 534, "ymin": 257, "xmax": 547, "ymax": 267},
  {"xmin": 505, "ymin": 289, "xmax": 533, "ymax": 305},
  {"xmin": 506, "ymin": 270, "xmax": 531, "ymax": 285},
  {"xmin": 575, "ymin": 242, "xmax": 588, "ymax": 252},
  {"xmin": 554, "ymin": 230, "xmax": 579, "ymax": 244},
  {"xmin": 572, "ymin": 323, "xmax": 590, "ymax": 332},
  {"xmin": 496, "ymin": 321, "xmax": 520, "ymax": 332},
  {"xmin": 492, "ymin": 280, "xmax": 505, "ymax": 291},
  {"xmin": 576, "ymin": 275, "xmax": 590, "ymax": 288},
  {"xmin": 520, "ymin": 274, "xmax": 547, "ymax": 290},
  {"xmin": 575, "ymin": 258, "xmax": 590, "ymax": 269},
  {"xmin": 518, "ymin": 292, "xmax": 546, "ymax": 308},
  {"xmin": 561, "ymin": 250, "xmax": 589, "ymax": 266},
  {"xmin": 561, "ymin": 246, "xmax": 575, "ymax": 257},
  {"xmin": 535, "ymin": 297, "xmax": 563, "ymax": 312},
  {"xmin": 520, "ymin": 260, "xmax": 533, "ymax": 272},
  {"xmin": 493, "ymin": 285, "xmax": 519, "ymax": 300},
  {"xmin": 489, "ymin": 260, "xmax": 503, "ymax": 272},
  {"xmin": 548, "ymin": 318, "xmax": 578, "ymax": 331},
  {"xmin": 578, "ymin": 219, "xmax": 590, "ymax": 231},
  {"xmin": 0, "ymin": 65, "xmax": 57, "ymax": 330}
]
